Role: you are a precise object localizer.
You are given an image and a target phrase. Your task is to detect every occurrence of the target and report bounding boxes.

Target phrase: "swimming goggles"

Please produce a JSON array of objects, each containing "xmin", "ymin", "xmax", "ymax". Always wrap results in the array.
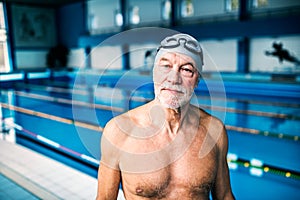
[{"xmin": 157, "ymin": 35, "xmax": 202, "ymax": 55}]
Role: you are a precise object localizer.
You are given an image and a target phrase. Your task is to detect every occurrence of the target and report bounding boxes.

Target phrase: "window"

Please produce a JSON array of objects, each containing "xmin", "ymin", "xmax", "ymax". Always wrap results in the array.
[
  {"xmin": 0, "ymin": 2, "xmax": 11, "ymax": 73},
  {"xmin": 252, "ymin": 0, "xmax": 268, "ymax": 8},
  {"xmin": 250, "ymin": 0, "xmax": 300, "ymax": 14},
  {"xmin": 249, "ymin": 36, "xmax": 300, "ymax": 73},
  {"xmin": 181, "ymin": 0, "xmax": 194, "ymax": 18},
  {"xmin": 225, "ymin": 0, "xmax": 239, "ymax": 12},
  {"xmin": 161, "ymin": 0, "xmax": 172, "ymax": 20},
  {"xmin": 188, "ymin": 0, "xmax": 239, "ymax": 19},
  {"xmin": 87, "ymin": 0, "xmax": 120, "ymax": 34},
  {"xmin": 128, "ymin": 0, "xmax": 161, "ymax": 25},
  {"xmin": 129, "ymin": 5, "xmax": 140, "ymax": 25}
]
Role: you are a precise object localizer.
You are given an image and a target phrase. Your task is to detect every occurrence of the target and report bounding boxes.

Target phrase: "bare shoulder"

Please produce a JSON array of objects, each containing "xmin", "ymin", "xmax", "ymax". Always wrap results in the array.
[
  {"xmin": 102, "ymin": 112, "xmax": 130, "ymax": 144},
  {"xmin": 102, "ymin": 103, "xmax": 150, "ymax": 142},
  {"xmin": 195, "ymin": 106, "xmax": 228, "ymax": 149},
  {"xmin": 100, "ymin": 110, "xmax": 134, "ymax": 169},
  {"xmin": 188, "ymin": 105, "xmax": 224, "ymax": 129},
  {"xmin": 101, "ymin": 103, "xmax": 152, "ymax": 169}
]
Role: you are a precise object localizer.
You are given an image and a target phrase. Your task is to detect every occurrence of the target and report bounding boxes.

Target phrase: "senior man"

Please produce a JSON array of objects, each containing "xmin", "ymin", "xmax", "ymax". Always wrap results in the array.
[{"xmin": 96, "ymin": 33, "xmax": 235, "ymax": 199}]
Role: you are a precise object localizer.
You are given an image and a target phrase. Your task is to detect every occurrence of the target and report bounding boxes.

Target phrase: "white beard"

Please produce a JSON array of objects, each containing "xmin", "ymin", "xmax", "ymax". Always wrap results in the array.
[{"xmin": 154, "ymin": 83, "xmax": 193, "ymax": 109}]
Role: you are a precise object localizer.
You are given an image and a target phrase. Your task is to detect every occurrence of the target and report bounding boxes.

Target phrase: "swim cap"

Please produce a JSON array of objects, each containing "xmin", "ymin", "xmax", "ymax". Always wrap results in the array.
[{"xmin": 155, "ymin": 33, "xmax": 203, "ymax": 72}]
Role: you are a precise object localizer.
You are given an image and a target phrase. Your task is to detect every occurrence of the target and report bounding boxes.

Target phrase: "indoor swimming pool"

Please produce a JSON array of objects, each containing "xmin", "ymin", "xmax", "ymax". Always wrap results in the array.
[{"xmin": 1, "ymin": 71, "xmax": 299, "ymax": 199}]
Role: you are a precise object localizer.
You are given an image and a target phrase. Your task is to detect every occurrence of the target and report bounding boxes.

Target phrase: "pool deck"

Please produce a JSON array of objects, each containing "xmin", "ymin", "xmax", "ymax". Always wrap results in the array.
[{"xmin": 0, "ymin": 137, "xmax": 125, "ymax": 199}]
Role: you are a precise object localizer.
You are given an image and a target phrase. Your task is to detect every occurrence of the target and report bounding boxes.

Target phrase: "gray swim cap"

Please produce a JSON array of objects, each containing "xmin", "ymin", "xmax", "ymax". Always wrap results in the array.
[{"xmin": 155, "ymin": 33, "xmax": 203, "ymax": 72}]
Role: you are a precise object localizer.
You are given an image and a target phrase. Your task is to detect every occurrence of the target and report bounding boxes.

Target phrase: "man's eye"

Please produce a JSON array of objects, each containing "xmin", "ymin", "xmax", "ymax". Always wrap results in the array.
[
  {"xmin": 181, "ymin": 68, "xmax": 193, "ymax": 73},
  {"xmin": 160, "ymin": 64, "xmax": 171, "ymax": 68},
  {"xmin": 180, "ymin": 67, "xmax": 194, "ymax": 77}
]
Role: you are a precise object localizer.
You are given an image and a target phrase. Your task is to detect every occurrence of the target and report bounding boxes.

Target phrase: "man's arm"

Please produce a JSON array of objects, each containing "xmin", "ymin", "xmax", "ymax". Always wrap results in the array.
[
  {"xmin": 96, "ymin": 164, "xmax": 121, "ymax": 200},
  {"xmin": 211, "ymin": 124, "xmax": 235, "ymax": 200},
  {"xmin": 96, "ymin": 120, "xmax": 122, "ymax": 200}
]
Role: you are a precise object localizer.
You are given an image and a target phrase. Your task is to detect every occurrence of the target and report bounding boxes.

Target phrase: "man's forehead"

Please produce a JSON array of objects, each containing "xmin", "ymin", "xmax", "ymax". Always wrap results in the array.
[{"xmin": 158, "ymin": 52, "xmax": 196, "ymax": 64}]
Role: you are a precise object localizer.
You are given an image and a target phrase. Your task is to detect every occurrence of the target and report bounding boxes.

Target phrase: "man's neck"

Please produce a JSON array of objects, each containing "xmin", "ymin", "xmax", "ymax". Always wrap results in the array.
[
  {"xmin": 164, "ymin": 108, "xmax": 181, "ymax": 135},
  {"xmin": 151, "ymin": 99, "xmax": 190, "ymax": 136}
]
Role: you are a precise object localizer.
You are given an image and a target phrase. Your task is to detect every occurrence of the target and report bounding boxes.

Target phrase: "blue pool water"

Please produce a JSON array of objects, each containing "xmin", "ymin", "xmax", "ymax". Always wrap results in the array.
[{"xmin": 1, "ymin": 74, "xmax": 299, "ymax": 199}]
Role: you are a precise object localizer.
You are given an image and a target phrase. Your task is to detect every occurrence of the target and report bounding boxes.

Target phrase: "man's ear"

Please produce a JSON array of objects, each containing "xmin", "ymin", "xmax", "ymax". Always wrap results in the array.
[{"xmin": 194, "ymin": 72, "xmax": 201, "ymax": 88}]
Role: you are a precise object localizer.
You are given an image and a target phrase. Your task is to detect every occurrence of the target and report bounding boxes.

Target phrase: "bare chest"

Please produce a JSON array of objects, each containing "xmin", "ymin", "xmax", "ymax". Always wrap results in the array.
[{"xmin": 121, "ymin": 142, "xmax": 218, "ymax": 199}]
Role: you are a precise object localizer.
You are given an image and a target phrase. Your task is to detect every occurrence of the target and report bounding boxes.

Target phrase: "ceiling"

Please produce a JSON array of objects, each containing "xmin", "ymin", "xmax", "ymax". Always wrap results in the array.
[{"xmin": 2, "ymin": 0, "xmax": 85, "ymax": 7}]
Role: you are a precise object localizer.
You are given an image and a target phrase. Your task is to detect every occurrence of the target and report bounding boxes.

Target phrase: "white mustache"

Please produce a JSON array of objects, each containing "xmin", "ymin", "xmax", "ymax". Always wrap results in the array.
[{"xmin": 159, "ymin": 82, "xmax": 187, "ymax": 93}]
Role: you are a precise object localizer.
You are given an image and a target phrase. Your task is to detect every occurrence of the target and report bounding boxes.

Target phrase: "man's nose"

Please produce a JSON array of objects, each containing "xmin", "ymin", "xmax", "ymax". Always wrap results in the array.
[{"xmin": 167, "ymin": 69, "xmax": 182, "ymax": 84}]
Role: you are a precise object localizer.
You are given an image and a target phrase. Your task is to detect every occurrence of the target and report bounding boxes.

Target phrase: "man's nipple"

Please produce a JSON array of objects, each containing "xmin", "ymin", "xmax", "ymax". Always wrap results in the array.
[{"xmin": 136, "ymin": 187, "xmax": 144, "ymax": 194}]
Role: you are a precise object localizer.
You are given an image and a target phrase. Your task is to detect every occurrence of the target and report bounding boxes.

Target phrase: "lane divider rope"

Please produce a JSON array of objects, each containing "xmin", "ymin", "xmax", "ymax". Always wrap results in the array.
[
  {"xmin": 2, "ymin": 117, "xmax": 299, "ymax": 180},
  {"xmin": 12, "ymin": 88, "xmax": 300, "ymax": 121},
  {"xmin": 1, "ymin": 100, "xmax": 299, "ymax": 142},
  {"xmin": 227, "ymin": 157, "xmax": 300, "ymax": 181},
  {"xmin": 225, "ymin": 125, "xmax": 299, "ymax": 142},
  {"xmin": 15, "ymin": 85, "xmax": 300, "ymax": 120},
  {"xmin": 19, "ymin": 82, "xmax": 300, "ymax": 108},
  {"xmin": 14, "ymin": 91, "xmax": 124, "ymax": 113},
  {"xmin": 1, "ymin": 118, "xmax": 99, "ymax": 166},
  {"xmin": 2, "ymin": 117, "xmax": 299, "ymax": 181},
  {"xmin": 0, "ymin": 103, "xmax": 103, "ymax": 132}
]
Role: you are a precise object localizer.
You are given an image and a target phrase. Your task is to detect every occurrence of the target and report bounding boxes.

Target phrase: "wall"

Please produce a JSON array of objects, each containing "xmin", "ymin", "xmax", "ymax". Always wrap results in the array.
[
  {"xmin": 67, "ymin": 48, "xmax": 85, "ymax": 68},
  {"xmin": 129, "ymin": 43, "xmax": 157, "ymax": 70},
  {"xmin": 6, "ymin": 0, "xmax": 300, "ymax": 72},
  {"xmin": 7, "ymin": 2, "xmax": 86, "ymax": 70},
  {"xmin": 57, "ymin": 2, "xmax": 86, "ymax": 69},
  {"xmin": 57, "ymin": 2, "xmax": 85, "ymax": 48},
  {"xmin": 201, "ymin": 39, "xmax": 237, "ymax": 72},
  {"xmin": 15, "ymin": 50, "xmax": 48, "ymax": 69},
  {"xmin": 78, "ymin": 0, "xmax": 300, "ymax": 73},
  {"xmin": 128, "ymin": 39, "xmax": 238, "ymax": 72},
  {"xmin": 90, "ymin": 46, "xmax": 122, "ymax": 70}
]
